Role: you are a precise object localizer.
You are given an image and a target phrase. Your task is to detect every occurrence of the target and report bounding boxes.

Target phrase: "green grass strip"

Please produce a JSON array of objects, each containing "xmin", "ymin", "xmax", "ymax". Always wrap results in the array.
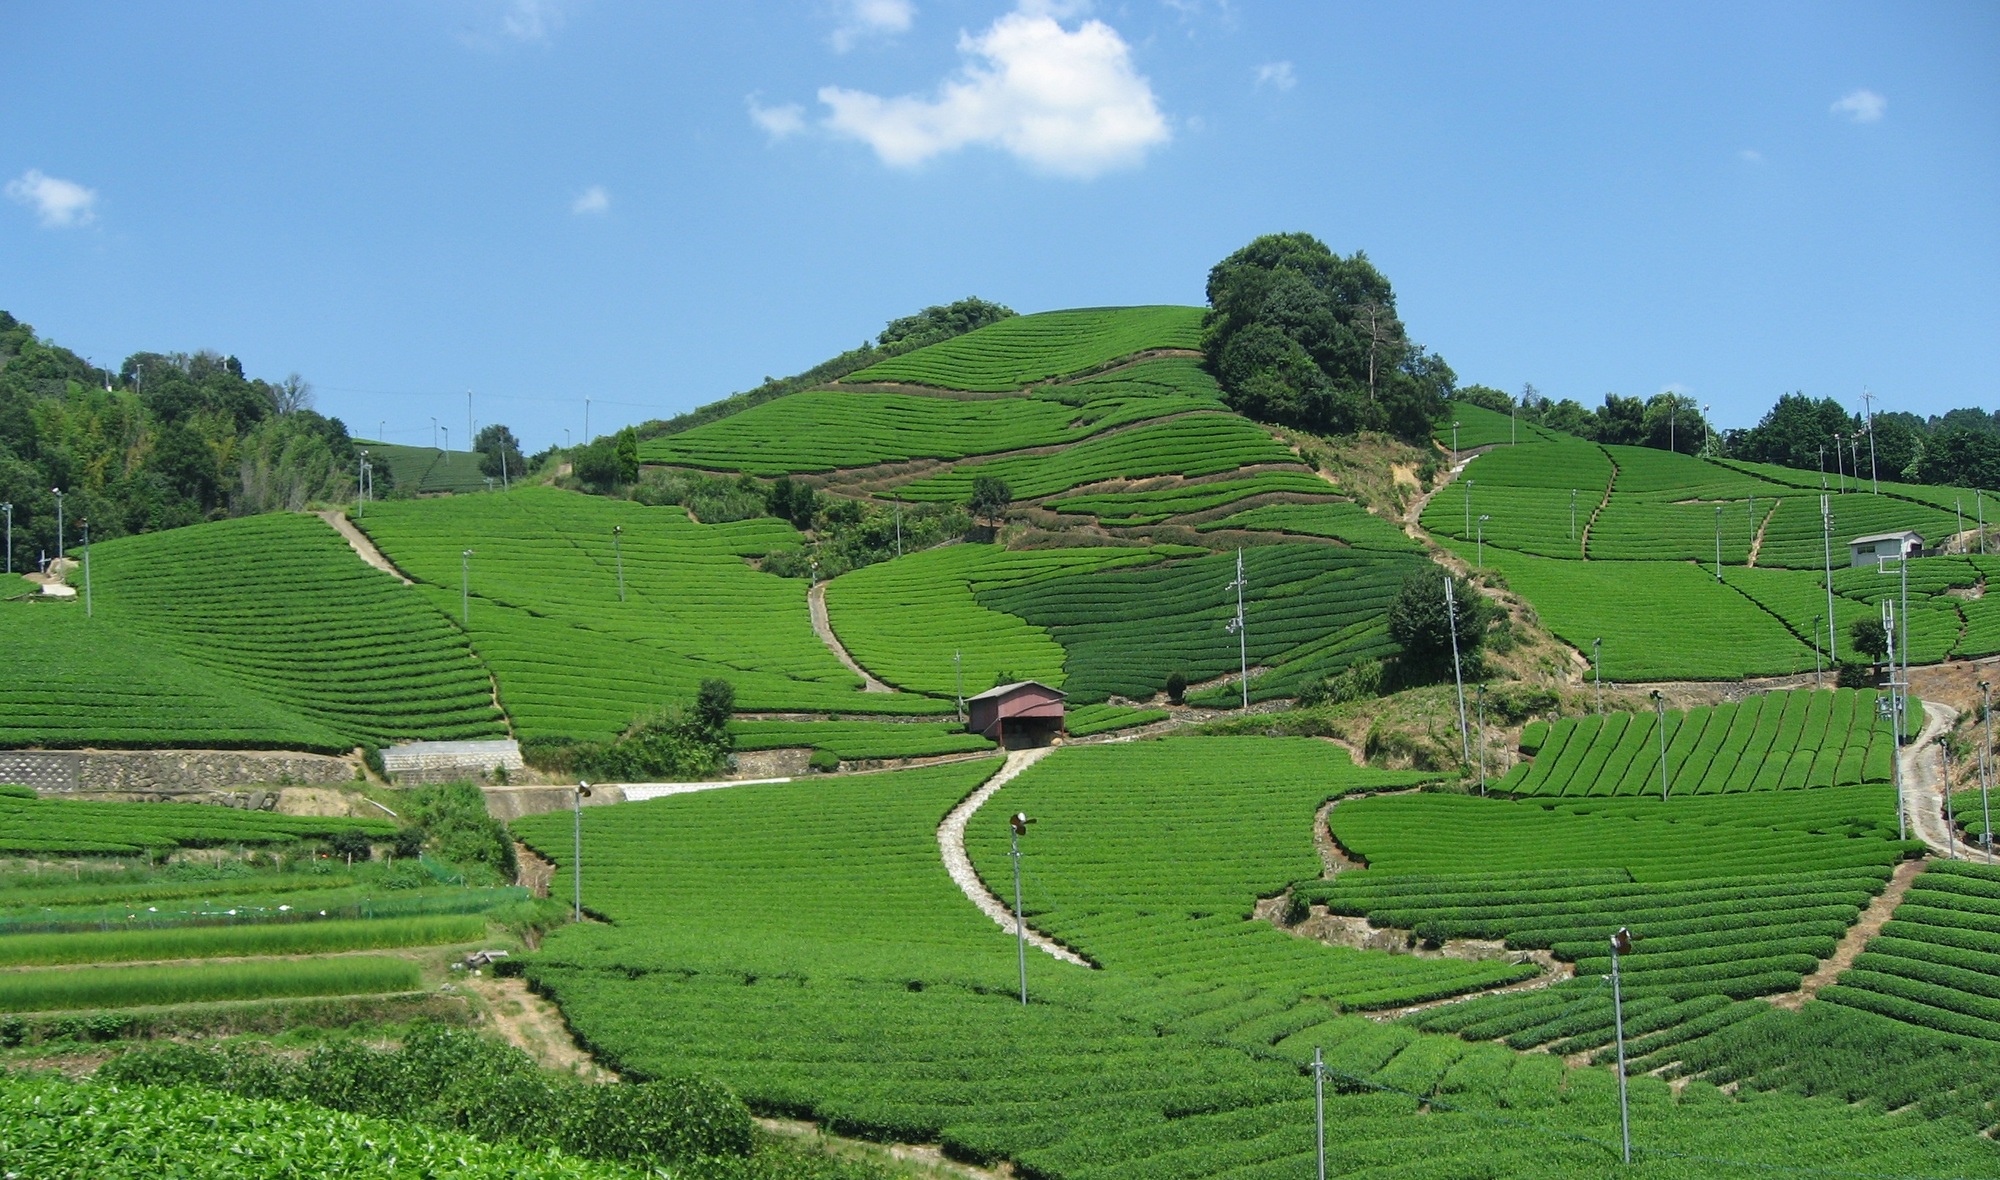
[
  {"xmin": 0, "ymin": 955, "xmax": 421, "ymax": 1011},
  {"xmin": 0, "ymin": 915, "xmax": 485, "ymax": 967}
]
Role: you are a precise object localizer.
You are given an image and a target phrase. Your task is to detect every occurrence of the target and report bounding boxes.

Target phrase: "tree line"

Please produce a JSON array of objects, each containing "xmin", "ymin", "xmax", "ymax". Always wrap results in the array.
[{"xmin": 0, "ymin": 311, "xmax": 361, "ymax": 566}]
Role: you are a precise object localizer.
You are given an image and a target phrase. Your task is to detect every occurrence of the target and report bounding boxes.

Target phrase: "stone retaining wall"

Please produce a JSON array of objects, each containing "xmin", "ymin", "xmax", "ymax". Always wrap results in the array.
[{"xmin": 0, "ymin": 750, "xmax": 354, "ymax": 795}]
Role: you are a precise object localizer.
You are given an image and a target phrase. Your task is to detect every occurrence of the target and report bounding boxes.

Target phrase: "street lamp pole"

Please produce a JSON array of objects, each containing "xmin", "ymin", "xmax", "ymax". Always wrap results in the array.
[
  {"xmin": 1226, "ymin": 550, "xmax": 1249, "ymax": 710},
  {"xmin": 612, "ymin": 525, "xmax": 625, "ymax": 602},
  {"xmin": 1611, "ymin": 927, "xmax": 1633, "ymax": 1165},
  {"xmin": 573, "ymin": 782, "xmax": 593, "ymax": 922},
  {"xmin": 461, "ymin": 549, "xmax": 473, "ymax": 626},
  {"xmin": 1463, "ymin": 479, "xmax": 1474, "ymax": 538},
  {"xmin": 1884, "ymin": 597, "xmax": 1906, "ymax": 840},
  {"xmin": 1009, "ymin": 812, "xmax": 1034, "ymax": 1005},
  {"xmin": 431, "ymin": 416, "xmax": 438, "ymax": 449},
  {"xmin": 1833, "ymin": 433, "xmax": 1844, "ymax": 493}
]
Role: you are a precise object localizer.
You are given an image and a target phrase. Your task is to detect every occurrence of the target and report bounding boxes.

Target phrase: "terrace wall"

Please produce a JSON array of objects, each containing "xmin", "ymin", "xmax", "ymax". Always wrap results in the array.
[{"xmin": 0, "ymin": 750, "xmax": 353, "ymax": 796}]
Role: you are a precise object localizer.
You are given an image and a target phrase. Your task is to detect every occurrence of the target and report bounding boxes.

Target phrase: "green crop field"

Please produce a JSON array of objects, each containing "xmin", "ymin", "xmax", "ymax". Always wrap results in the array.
[
  {"xmin": 1422, "ymin": 435, "xmax": 1612, "ymax": 558},
  {"xmin": 354, "ymin": 441, "xmax": 494, "ymax": 494},
  {"xmin": 892, "ymin": 413, "xmax": 1297, "ymax": 503},
  {"xmin": 509, "ymin": 745, "xmax": 1999, "ymax": 1178},
  {"xmin": 0, "ymin": 513, "xmax": 505, "ymax": 750},
  {"xmin": 728, "ymin": 719, "xmax": 994, "ymax": 760},
  {"xmin": 641, "ymin": 357, "xmax": 1223, "ymax": 475},
  {"xmin": 1472, "ymin": 548, "xmax": 1816, "ymax": 679},
  {"xmin": 1325, "ymin": 785, "xmax": 1913, "ymax": 1056},
  {"xmin": 0, "ymin": 791, "xmax": 395, "ymax": 857},
  {"xmin": 1042, "ymin": 470, "xmax": 1335, "ymax": 526},
  {"xmin": 822, "ymin": 542, "xmax": 1173, "ymax": 697},
  {"xmin": 0, "ymin": 913, "xmax": 485, "ymax": 966},
  {"xmin": 1819, "ymin": 861, "xmax": 2000, "ymax": 1043},
  {"xmin": 844, "ymin": 306, "xmax": 1202, "ymax": 391},
  {"xmin": 1437, "ymin": 402, "xmax": 1560, "ymax": 449},
  {"xmin": 1499, "ymin": 687, "xmax": 1899, "ymax": 797},
  {"xmin": 1199, "ymin": 500, "xmax": 1422, "ymax": 551},
  {"xmin": 358, "ymin": 487, "xmax": 951, "ymax": 737},
  {"xmin": 977, "ymin": 544, "xmax": 1426, "ymax": 703},
  {"xmin": 0, "ymin": 954, "xmax": 421, "ymax": 1011}
]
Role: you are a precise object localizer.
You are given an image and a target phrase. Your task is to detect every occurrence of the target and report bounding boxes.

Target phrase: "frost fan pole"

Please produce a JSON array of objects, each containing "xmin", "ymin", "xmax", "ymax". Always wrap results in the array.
[
  {"xmin": 1312, "ymin": 1046, "xmax": 1326, "ymax": 1180},
  {"xmin": 1822, "ymin": 496, "xmax": 1837, "ymax": 662},
  {"xmin": 1446, "ymin": 577, "xmax": 1469, "ymax": 765},
  {"xmin": 1009, "ymin": 812, "xmax": 1034, "ymax": 1005},
  {"xmin": 1611, "ymin": 927, "xmax": 1633, "ymax": 1165},
  {"xmin": 1982, "ymin": 681, "xmax": 1994, "ymax": 864}
]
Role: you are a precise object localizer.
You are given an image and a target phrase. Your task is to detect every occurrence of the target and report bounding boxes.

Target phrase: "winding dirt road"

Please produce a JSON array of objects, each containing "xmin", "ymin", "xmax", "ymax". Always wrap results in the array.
[
  {"xmin": 809, "ymin": 581, "xmax": 893, "ymax": 693},
  {"xmin": 936, "ymin": 748, "xmax": 1090, "ymax": 966}
]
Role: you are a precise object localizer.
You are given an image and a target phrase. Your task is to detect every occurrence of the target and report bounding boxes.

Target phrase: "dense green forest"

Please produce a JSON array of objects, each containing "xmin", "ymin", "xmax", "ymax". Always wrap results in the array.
[{"xmin": 0, "ymin": 311, "xmax": 361, "ymax": 564}]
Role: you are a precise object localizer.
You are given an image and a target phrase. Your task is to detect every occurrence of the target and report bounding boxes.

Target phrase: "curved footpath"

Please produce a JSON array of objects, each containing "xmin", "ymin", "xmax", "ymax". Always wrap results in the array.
[
  {"xmin": 808, "ymin": 581, "xmax": 894, "ymax": 693},
  {"xmin": 1909, "ymin": 699, "xmax": 1985, "ymax": 859},
  {"xmin": 936, "ymin": 747, "xmax": 1090, "ymax": 966}
]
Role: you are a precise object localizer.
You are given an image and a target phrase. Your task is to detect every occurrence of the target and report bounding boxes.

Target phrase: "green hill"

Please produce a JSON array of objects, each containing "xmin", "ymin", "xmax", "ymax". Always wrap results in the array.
[{"xmin": 843, "ymin": 305, "xmax": 1202, "ymax": 391}]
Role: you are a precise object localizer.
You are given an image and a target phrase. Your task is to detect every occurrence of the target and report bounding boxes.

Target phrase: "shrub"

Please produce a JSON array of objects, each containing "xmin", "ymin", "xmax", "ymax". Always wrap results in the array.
[
  {"xmin": 1165, "ymin": 671, "xmax": 1188, "ymax": 705},
  {"xmin": 809, "ymin": 749, "xmax": 841, "ymax": 774},
  {"xmin": 327, "ymin": 828, "xmax": 374, "ymax": 862}
]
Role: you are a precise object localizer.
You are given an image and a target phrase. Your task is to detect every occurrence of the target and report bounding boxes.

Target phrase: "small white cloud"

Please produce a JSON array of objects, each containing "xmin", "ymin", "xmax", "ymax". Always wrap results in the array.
[
  {"xmin": 832, "ymin": 0, "xmax": 915, "ymax": 52},
  {"xmin": 4, "ymin": 169, "xmax": 98, "ymax": 228},
  {"xmin": 500, "ymin": 0, "xmax": 568, "ymax": 41},
  {"xmin": 817, "ymin": 6, "xmax": 1170, "ymax": 179},
  {"xmin": 570, "ymin": 185, "xmax": 609, "ymax": 215},
  {"xmin": 1253, "ymin": 61, "xmax": 1295, "ymax": 91},
  {"xmin": 748, "ymin": 96, "xmax": 808, "ymax": 139},
  {"xmin": 1738, "ymin": 148, "xmax": 1763, "ymax": 163},
  {"xmin": 1830, "ymin": 88, "xmax": 1885, "ymax": 124}
]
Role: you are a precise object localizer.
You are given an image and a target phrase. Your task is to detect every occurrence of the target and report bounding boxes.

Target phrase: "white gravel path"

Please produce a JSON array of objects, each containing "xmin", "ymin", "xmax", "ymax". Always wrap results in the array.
[
  {"xmin": 808, "ymin": 581, "xmax": 894, "ymax": 693},
  {"xmin": 318, "ymin": 510, "xmax": 413, "ymax": 584},
  {"xmin": 937, "ymin": 747, "xmax": 1090, "ymax": 966}
]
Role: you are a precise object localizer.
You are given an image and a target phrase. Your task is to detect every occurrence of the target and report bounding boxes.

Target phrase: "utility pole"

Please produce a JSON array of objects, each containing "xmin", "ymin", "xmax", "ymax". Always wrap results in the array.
[
  {"xmin": 1861, "ymin": 390, "xmax": 1879, "ymax": 493},
  {"xmin": 573, "ymin": 782, "xmax": 593, "ymax": 922},
  {"xmin": 1822, "ymin": 496, "xmax": 1838, "ymax": 662},
  {"xmin": 1225, "ymin": 550, "xmax": 1249, "ymax": 709},
  {"xmin": 1446, "ymin": 577, "xmax": 1469, "ymax": 763},
  {"xmin": 357, "ymin": 451, "xmax": 369, "ymax": 518},
  {"xmin": 1982, "ymin": 681, "xmax": 1994, "ymax": 864},
  {"xmin": 1451, "ymin": 421, "xmax": 1460, "ymax": 466},
  {"xmin": 1886, "ymin": 598, "xmax": 1906, "ymax": 840},
  {"xmin": 1652, "ymin": 690, "xmax": 1669, "ymax": 800},
  {"xmin": 1009, "ymin": 812, "xmax": 1034, "ymax": 1005},
  {"xmin": 1476, "ymin": 683, "xmax": 1488, "ymax": 795},
  {"xmin": 1611, "ymin": 927, "xmax": 1633, "ymax": 1165}
]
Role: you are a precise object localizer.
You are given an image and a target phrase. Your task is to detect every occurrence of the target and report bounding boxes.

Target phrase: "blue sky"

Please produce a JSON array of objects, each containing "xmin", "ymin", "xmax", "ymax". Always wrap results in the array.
[{"xmin": 4, "ymin": 1, "xmax": 1995, "ymax": 451}]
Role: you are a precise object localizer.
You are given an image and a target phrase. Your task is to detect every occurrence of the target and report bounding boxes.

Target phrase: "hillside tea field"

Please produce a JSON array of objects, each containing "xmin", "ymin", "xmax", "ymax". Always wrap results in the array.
[
  {"xmin": 510, "ymin": 743, "xmax": 2000, "ymax": 1179},
  {"xmin": 892, "ymin": 413, "xmax": 1298, "ymax": 503},
  {"xmin": 359, "ymin": 488, "xmax": 950, "ymax": 738},
  {"xmin": 0, "ymin": 791, "xmax": 395, "ymax": 857},
  {"xmin": 0, "ymin": 512, "xmax": 504, "ymax": 750},
  {"xmin": 844, "ymin": 305, "xmax": 1202, "ymax": 391}
]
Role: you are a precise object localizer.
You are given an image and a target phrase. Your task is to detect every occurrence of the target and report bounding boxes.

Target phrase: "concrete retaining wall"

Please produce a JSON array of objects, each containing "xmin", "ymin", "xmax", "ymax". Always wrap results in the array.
[{"xmin": 0, "ymin": 750, "xmax": 354, "ymax": 795}]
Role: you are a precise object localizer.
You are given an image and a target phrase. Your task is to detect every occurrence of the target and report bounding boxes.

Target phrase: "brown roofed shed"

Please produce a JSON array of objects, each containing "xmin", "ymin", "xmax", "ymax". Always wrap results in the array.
[{"xmin": 966, "ymin": 680, "xmax": 1066, "ymax": 746}]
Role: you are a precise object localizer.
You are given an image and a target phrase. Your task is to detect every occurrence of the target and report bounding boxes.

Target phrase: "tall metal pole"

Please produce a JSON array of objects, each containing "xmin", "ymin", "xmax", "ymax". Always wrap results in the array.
[
  {"xmin": 461, "ymin": 549, "xmax": 473, "ymax": 626},
  {"xmin": 1447, "ymin": 577, "xmax": 1469, "ymax": 763},
  {"xmin": 467, "ymin": 390, "xmax": 474, "ymax": 453},
  {"xmin": 1477, "ymin": 515, "xmax": 1488, "ymax": 568},
  {"xmin": 1812, "ymin": 616, "xmax": 1823, "ymax": 689},
  {"xmin": 2, "ymin": 502, "xmax": 10, "ymax": 575},
  {"xmin": 612, "ymin": 525, "xmax": 624, "ymax": 602},
  {"xmin": 81, "ymin": 519, "xmax": 91, "ymax": 618},
  {"xmin": 431, "ymin": 416, "xmax": 438, "ymax": 449},
  {"xmin": 1862, "ymin": 390, "xmax": 1879, "ymax": 493},
  {"xmin": 1822, "ymin": 496, "xmax": 1838, "ymax": 662},
  {"xmin": 1009, "ymin": 813, "xmax": 1032, "ymax": 1005},
  {"xmin": 1463, "ymin": 479, "xmax": 1473, "ymax": 537},
  {"xmin": 53, "ymin": 488, "xmax": 63, "ymax": 558},
  {"xmin": 1983, "ymin": 681, "xmax": 1994, "ymax": 864},
  {"xmin": 1653, "ymin": 691, "xmax": 1669, "ymax": 800},
  {"xmin": 1452, "ymin": 421, "xmax": 1459, "ymax": 467},
  {"xmin": 1569, "ymin": 489, "xmax": 1577, "ymax": 543},
  {"xmin": 572, "ymin": 782, "xmax": 591, "ymax": 923},
  {"xmin": 1476, "ymin": 683, "xmax": 1488, "ymax": 796},
  {"xmin": 1313, "ymin": 1046, "xmax": 1326, "ymax": 1180},
  {"xmin": 1886, "ymin": 598, "xmax": 1905, "ymax": 840},
  {"xmin": 357, "ymin": 451, "xmax": 368, "ymax": 518},
  {"xmin": 895, "ymin": 495, "xmax": 903, "ymax": 558},
  {"xmin": 1594, "ymin": 637, "xmax": 1604, "ymax": 715},
  {"xmin": 1833, "ymin": 433, "xmax": 1844, "ymax": 493},
  {"xmin": 1714, "ymin": 505, "xmax": 1723, "ymax": 581},
  {"xmin": 1227, "ymin": 550, "xmax": 1249, "ymax": 709},
  {"xmin": 1942, "ymin": 738, "xmax": 1957, "ymax": 859},
  {"xmin": 1611, "ymin": 928, "xmax": 1632, "ymax": 1165}
]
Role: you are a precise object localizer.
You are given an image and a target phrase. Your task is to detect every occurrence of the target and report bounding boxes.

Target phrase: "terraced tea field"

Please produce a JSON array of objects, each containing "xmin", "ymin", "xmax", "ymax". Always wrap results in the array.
[
  {"xmin": 844, "ymin": 306, "xmax": 1202, "ymax": 391},
  {"xmin": 0, "ymin": 512, "xmax": 504, "ymax": 750}
]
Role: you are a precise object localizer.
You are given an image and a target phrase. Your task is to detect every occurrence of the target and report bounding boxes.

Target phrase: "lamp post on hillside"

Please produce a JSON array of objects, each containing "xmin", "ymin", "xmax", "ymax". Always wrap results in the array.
[
  {"xmin": 431, "ymin": 416, "xmax": 438, "ymax": 449},
  {"xmin": 1463, "ymin": 479, "xmax": 1474, "ymax": 539},
  {"xmin": 1569, "ymin": 489, "xmax": 1577, "ymax": 543},
  {"xmin": 1593, "ymin": 638, "xmax": 1604, "ymax": 715},
  {"xmin": 573, "ymin": 781, "xmax": 593, "ymax": 923},
  {"xmin": 1451, "ymin": 421, "xmax": 1460, "ymax": 466},
  {"xmin": 1312, "ymin": 1047, "xmax": 1328, "ymax": 1180},
  {"xmin": 1940, "ymin": 737, "xmax": 1957, "ymax": 860},
  {"xmin": 1713, "ymin": 504, "xmax": 1723, "ymax": 581},
  {"xmin": 1651, "ymin": 690, "xmax": 1669, "ymax": 800},
  {"xmin": 1225, "ymin": 550, "xmax": 1249, "ymax": 710},
  {"xmin": 461, "ymin": 549, "xmax": 474, "ymax": 626},
  {"xmin": 612, "ymin": 525, "xmax": 625, "ymax": 602},
  {"xmin": 1610, "ymin": 926, "xmax": 1634, "ymax": 1165},
  {"xmin": 1822, "ymin": 496, "xmax": 1838, "ymax": 663},
  {"xmin": 52, "ymin": 488, "xmax": 62, "ymax": 559},
  {"xmin": 1446, "ymin": 577, "xmax": 1469, "ymax": 764},
  {"xmin": 1833, "ymin": 433, "xmax": 1845, "ymax": 493},
  {"xmin": 80, "ymin": 519, "xmax": 91, "ymax": 619},
  {"xmin": 357, "ymin": 451, "xmax": 369, "ymax": 518},
  {"xmin": 2, "ymin": 502, "xmax": 11, "ymax": 576},
  {"xmin": 1009, "ymin": 812, "xmax": 1035, "ymax": 1005},
  {"xmin": 1982, "ymin": 682, "xmax": 1994, "ymax": 864},
  {"xmin": 1476, "ymin": 683, "xmax": 1488, "ymax": 796},
  {"xmin": 1476, "ymin": 515, "xmax": 1490, "ymax": 568},
  {"xmin": 1881, "ymin": 597, "xmax": 1907, "ymax": 840}
]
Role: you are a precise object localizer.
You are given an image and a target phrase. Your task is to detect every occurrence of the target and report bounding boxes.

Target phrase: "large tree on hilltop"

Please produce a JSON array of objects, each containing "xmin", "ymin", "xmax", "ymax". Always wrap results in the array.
[
  {"xmin": 1737, "ymin": 393, "xmax": 1859, "ymax": 472},
  {"xmin": 1202, "ymin": 233, "xmax": 1453, "ymax": 444}
]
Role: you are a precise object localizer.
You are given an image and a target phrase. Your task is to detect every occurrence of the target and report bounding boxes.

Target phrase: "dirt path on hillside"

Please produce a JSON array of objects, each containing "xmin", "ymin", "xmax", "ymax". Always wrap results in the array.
[
  {"xmin": 936, "ymin": 748, "xmax": 1091, "ymax": 966},
  {"xmin": 1746, "ymin": 498, "xmax": 1780, "ymax": 567},
  {"xmin": 1400, "ymin": 449, "xmax": 1488, "ymax": 529},
  {"xmin": 1907, "ymin": 699, "xmax": 1984, "ymax": 858},
  {"xmin": 464, "ymin": 972, "xmax": 616, "ymax": 1081},
  {"xmin": 1768, "ymin": 858, "xmax": 1924, "ymax": 1010},
  {"xmin": 317, "ymin": 510, "xmax": 413, "ymax": 584},
  {"xmin": 808, "ymin": 582, "xmax": 893, "ymax": 692}
]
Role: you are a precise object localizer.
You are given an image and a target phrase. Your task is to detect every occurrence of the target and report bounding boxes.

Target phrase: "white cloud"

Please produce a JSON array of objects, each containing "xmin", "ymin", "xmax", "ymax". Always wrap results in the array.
[
  {"xmin": 570, "ymin": 185, "xmax": 609, "ymax": 215},
  {"xmin": 817, "ymin": 6, "xmax": 1169, "ymax": 179},
  {"xmin": 1253, "ymin": 61, "xmax": 1295, "ymax": 91},
  {"xmin": 748, "ymin": 96, "xmax": 808, "ymax": 139},
  {"xmin": 832, "ymin": 0, "xmax": 915, "ymax": 52},
  {"xmin": 1830, "ymin": 88, "xmax": 1885, "ymax": 124},
  {"xmin": 500, "ymin": 0, "xmax": 567, "ymax": 42},
  {"xmin": 1738, "ymin": 148, "xmax": 1763, "ymax": 163},
  {"xmin": 4, "ymin": 169, "xmax": 98, "ymax": 228}
]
